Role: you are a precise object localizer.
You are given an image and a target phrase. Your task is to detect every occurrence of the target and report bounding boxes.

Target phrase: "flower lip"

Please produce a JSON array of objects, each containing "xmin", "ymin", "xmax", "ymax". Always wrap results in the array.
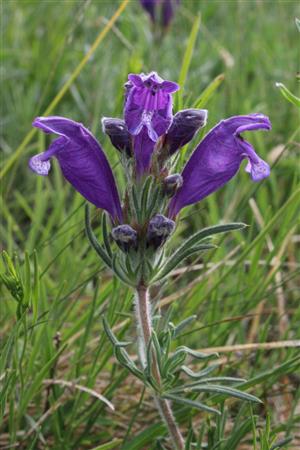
[
  {"xmin": 220, "ymin": 114, "xmax": 272, "ymax": 136},
  {"xmin": 128, "ymin": 72, "xmax": 179, "ymax": 95}
]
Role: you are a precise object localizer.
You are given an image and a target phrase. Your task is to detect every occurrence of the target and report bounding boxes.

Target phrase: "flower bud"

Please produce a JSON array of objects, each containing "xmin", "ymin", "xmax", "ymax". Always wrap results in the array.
[
  {"xmin": 147, "ymin": 214, "xmax": 175, "ymax": 249},
  {"xmin": 102, "ymin": 117, "xmax": 132, "ymax": 157},
  {"xmin": 111, "ymin": 225, "xmax": 137, "ymax": 252},
  {"xmin": 165, "ymin": 109, "xmax": 208, "ymax": 155},
  {"xmin": 163, "ymin": 173, "xmax": 183, "ymax": 197}
]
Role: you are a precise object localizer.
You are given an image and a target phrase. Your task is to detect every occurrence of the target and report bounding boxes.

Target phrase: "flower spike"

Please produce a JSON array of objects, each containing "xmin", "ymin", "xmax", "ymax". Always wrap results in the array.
[
  {"xmin": 168, "ymin": 114, "xmax": 271, "ymax": 218},
  {"xmin": 30, "ymin": 116, "xmax": 123, "ymax": 223}
]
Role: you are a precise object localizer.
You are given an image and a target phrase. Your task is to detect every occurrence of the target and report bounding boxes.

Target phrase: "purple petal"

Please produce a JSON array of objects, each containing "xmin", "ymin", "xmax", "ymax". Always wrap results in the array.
[
  {"xmin": 29, "ymin": 137, "xmax": 66, "ymax": 175},
  {"xmin": 161, "ymin": 80, "xmax": 181, "ymax": 93},
  {"xmin": 133, "ymin": 127, "xmax": 156, "ymax": 177},
  {"xmin": 242, "ymin": 140, "xmax": 271, "ymax": 181},
  {"xmin": 168, "ymin": 114, "xmax": 271, "ymax": 217},
  {"xmin": 124, "ymin": 72, "xmax": 179, "ymax": 142},
  {"xmin": 30, "ymin": 116, "xmax": 123, "ymax": 223}
]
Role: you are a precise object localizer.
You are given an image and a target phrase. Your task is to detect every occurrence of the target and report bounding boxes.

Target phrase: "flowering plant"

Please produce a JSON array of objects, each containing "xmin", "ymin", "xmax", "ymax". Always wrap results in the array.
[{"xmin": 29, "ymin": 71, "xmax": 271, "ymax": 449}]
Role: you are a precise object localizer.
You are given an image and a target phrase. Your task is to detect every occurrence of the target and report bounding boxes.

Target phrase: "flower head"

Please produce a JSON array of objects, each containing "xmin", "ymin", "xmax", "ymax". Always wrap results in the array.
[
  {"xmin": 168, "ymin": 114, "xmax": 271, "ymax": 218},
  {"xmin": 29, "ymin": 116, "xmax": 123, "ymax": 223}
]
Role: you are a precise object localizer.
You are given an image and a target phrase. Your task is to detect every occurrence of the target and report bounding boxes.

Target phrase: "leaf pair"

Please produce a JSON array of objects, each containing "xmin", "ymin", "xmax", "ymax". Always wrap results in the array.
[{"xmin": 152, "ymin": 222, "xmax": 246, "ymax": 282}]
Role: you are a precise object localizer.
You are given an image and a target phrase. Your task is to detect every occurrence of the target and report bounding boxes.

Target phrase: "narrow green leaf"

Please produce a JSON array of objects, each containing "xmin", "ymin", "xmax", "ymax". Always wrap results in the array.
[
  {"xmin": 177, "ymin": 15, "xmax": 201, "ymax": 110},
  {"xmin": 237, "ymin": 355, "xmax": 300, "ymax": 391},
  {"xmin": 270, "ymin": 437, "xmax": 293, "ymax": 450},
  {"xmin": 85, "ymin": 204, "xmax": 112, "ymax": 268},
  {"xmin": 102, "ymin": 213, "xmax": 113, "ymax": 258},
  {"xmin": 141, "ymin": 176, "xmax": 153, "ymax": 219},
  {"xmin": 112, "ymin": 254, "xmax": 135, "ymax": 286},
  {"xmin": 152, "ymin": 244, "xmax": 215, "ymax": 282},
  {"xmin": 181, "ymin": 364, "xmax": 219, "ymax": 379},
  {"xmin": 179, "ymin": 223, "xmax": 246, "ymax": 255},
  {"xmin": 175, "ymin": 346, "xmax": 218, "ymax": 360},
  {"xmin": 19, "ymin": 343, "xmax": 67, "ymax": 415},
  {"xmin": 164, "ymin": 393, "xmax": 220, "ymax": 415},
  {"xmin": 23, "ymin": 251, "xmax": 31, "ymax": 306},
  {"xmin": 2, "ymin": 251, "xmax": 17, "ymax": 278},
  {"xmin": 182, "ymin": 376, "xmax": 245, "ymax": 384},
  {"xmin": 276, "ymin": 82, "xmax": 300, "ymax": 108},
  {"xmin": 193, "ymin": 74, "xmax": 225, "ymax": 108},
  {"xmin": 172, "ymin": 315, "xmax": 197, "ymax": 338},
  {"xmin": 89, "ymin": 439, "xmax": 122, "ymax": 450},
  {"xmin": 181, "ymin": 384, "xmax": 262, "ymax": 404},
  {"xmin": 163, "ymin": 352, "xmax": 187, "ymax": 376},
  {"xmin": 131, "ymin": 185, "xmax": 141, "ymax": 223},
  {"xmin": 32, "ymin": 250, "xmax": 39, "ymax": 324},
  {"xmin": 222, "ymin": 417, "xmax": 253, "ymax": 450}
]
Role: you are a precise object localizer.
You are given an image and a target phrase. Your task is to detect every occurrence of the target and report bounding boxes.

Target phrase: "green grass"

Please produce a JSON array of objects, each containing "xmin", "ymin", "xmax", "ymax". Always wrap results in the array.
[{"xmin": 1, "ymin": 1, "xmax": 300, "ymax": 449}]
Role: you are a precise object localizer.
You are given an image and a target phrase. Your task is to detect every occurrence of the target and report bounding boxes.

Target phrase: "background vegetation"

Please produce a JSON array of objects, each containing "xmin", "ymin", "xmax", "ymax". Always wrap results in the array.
[{"xmin": 1, "ymin": 1, "xmax": 299, "ymax": 449}]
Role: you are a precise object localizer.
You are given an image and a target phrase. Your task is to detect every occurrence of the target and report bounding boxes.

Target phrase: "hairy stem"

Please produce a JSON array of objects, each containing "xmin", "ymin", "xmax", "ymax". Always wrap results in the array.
[{"xmin": 135, "ymin": 285, "xmax": 185, "ymax": 450}]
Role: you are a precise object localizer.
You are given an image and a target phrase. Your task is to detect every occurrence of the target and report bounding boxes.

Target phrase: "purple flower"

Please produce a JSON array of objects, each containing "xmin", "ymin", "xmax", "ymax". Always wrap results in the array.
[
  {"xmin": 140, "ymin": 0, "xmax": 180, "ymax": 29},
  {"xmin": 124, "ymin": 72, "xmax": 179, "ymax": 141},
  {"xmin": 124, "ymin": 72, "xmax": 179, "ymax": 174},
  {"xmin": 168, "ymin": 114, "xmax": 271, "ymax": 218},
  {"xmin": 29, "ymin": 116, "xmax": 123, "ymax": 223}
]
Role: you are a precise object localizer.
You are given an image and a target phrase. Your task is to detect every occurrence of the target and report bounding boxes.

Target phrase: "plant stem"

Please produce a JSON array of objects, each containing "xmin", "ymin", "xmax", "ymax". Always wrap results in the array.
[{"xmin": 135, "ymin": 285, "xmax": 185, "ymax": 450}]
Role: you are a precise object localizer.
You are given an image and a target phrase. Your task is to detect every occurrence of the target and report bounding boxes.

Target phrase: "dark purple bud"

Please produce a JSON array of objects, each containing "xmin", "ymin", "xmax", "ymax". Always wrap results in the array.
[
  {"xmin": 163, "ymin": 173, "xmax": 183, "ymax": 197},
  {"xmin": 111, "ymin": 225, "xmax": 138, "ymax": 253},
  {"xmin": 147, "ymin": 214, "xmax": 175, "ymax": 249},
  {"xmin": 102, "ymin": 117, "xmax": 132, "ymax": 158},
  {"xmin": 140, "ymin": 0, "xmax": 156, "ymax": 22},
  {"xmin": 165, "ymin": 109, "xmax": 208, "ymax": 155},
  {"xmin": 161, "ymin": 0, "xmax": 180, "ymax": 29},
  {"xmin": 140, "ymin": 0, "xmax": 180, "ymax": 29}
]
